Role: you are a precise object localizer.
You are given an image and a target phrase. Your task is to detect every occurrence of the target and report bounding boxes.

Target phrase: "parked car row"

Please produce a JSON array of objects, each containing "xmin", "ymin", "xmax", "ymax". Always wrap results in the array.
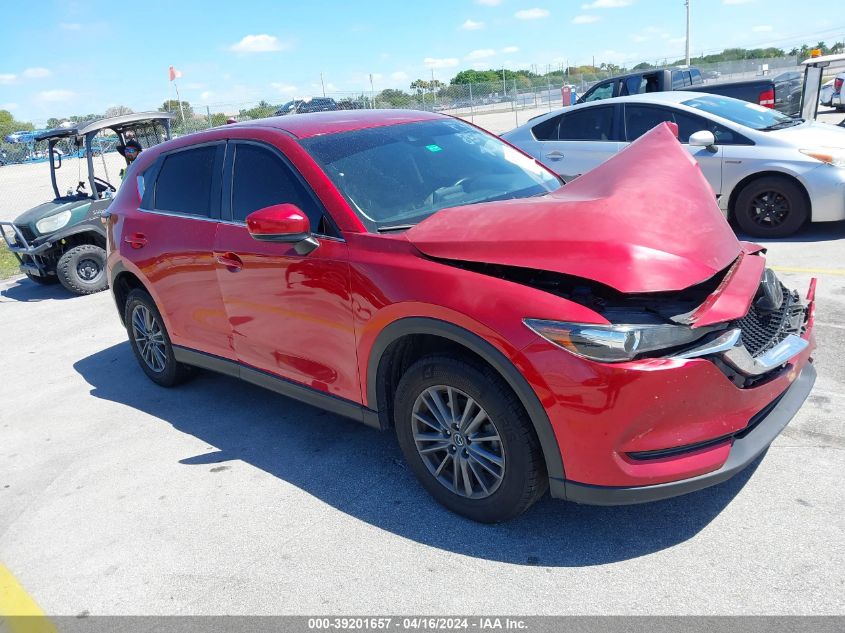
[{"xmin": 502, "ymin": 91, "xmax": 845, "ymax": 237}]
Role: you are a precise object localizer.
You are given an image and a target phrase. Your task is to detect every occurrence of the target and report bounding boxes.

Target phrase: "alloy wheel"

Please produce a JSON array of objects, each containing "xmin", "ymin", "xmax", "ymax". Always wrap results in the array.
[
  {"xmin": 411, "ymin": 385, "xmax": 505, "ymax": 499},
  {"xmin": 749, "ymin": 190, "xmax": 790, "ymax": 228},
  {"xmin": 131, "ymin": 304, "xmax": 167, "ymax": 373}
]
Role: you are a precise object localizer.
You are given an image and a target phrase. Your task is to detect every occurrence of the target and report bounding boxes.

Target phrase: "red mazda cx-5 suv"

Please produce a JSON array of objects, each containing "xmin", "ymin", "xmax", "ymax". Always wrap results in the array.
[{"xmin": 105, "ymin": 110, "xmax": 816, "ymax": 522}]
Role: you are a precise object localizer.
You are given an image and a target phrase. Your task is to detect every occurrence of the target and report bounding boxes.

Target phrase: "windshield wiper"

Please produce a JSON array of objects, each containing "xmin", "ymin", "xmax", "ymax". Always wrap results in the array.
[
  {"xmin": 377, "ymin": 224, "xmax": 416, "ymax": 233},
  {"xmin": 760, "ymin": 118, "xmax": 803, "ymax": 131}
]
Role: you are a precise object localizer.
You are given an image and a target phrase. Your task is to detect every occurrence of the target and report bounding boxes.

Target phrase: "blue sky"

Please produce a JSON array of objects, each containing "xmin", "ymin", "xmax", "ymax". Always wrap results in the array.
[{"xmin": 1, "ymin": 0, "xmax": 842, "ymax": 122}]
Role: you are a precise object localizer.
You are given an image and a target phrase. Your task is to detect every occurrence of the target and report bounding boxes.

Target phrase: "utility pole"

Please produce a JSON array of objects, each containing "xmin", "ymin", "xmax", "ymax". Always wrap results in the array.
[
  {"xmin": 502, "ymin": 66, "xmax": 506, "ymax": 96},
  {"xmin": 320, "ymin": 72, "xmax": 326, "ymax": 97},
  {"xmin": 685, "ymin": 0, "xmax": 691, "ymax": 67},
  {"xmin": 369, "ymin": 73, "xmax": 375, "ymax": 109}
]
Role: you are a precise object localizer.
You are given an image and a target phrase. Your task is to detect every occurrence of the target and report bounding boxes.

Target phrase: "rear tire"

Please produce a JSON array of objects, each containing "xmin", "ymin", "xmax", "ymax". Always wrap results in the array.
[
  {"xmin": 733, "ymin": 176, "xmax": 808, "ymax": 238},
  {"xmin": 124, "ymin": 288, "xmax": 195, "ymax": 387},
  {"xmin": 57, "ymin": 244, "xmax": 108, "ymax": 294},
  {"xmin": 394, "ymin": 355, "xmax": 547, "ymax": 523},
  {"xmin": 25, "ymin": 272, "xmax": 59, "ymax": 285}
]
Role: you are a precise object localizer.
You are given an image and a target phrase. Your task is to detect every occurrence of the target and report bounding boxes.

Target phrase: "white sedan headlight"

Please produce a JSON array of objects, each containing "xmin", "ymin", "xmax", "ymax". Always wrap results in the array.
[
  {"xmin": 35, "ymin": 209, "xmax": 72, "ymax": 234},
  {"xmin": 799, "ymin": 148, "xmax": 845, "ymax": 167}
]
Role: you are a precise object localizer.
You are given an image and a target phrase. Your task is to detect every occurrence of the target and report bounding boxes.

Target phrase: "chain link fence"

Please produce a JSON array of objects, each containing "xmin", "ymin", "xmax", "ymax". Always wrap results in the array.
[{"xmin": 0, "ymin": 55, "xmax": 808, "ymax": 223}]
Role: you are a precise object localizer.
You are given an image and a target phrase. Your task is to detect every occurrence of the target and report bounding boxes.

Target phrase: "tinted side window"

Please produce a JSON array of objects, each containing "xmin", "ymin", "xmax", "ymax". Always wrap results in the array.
[
  {"xmin": 671, "ymin": 71, "xmax": 685, "ymax": 90},
  {"xmin": 154, "ymin": 145, "xmax": 217, "ymax": 216},
  {"xmin": 231, "ymin": 143, "xmax": 328, "ymax": 232},
  {"xmin": 557, "ymin": 107, "xmax": 614, "ymax": 141},
  {"xmin": 584, "ymin": 81, "xmax": 615, "ymax": 102},
  {"xmin": 689, "ymin": 69, "xmax": 702, "ymax": 85},
  {"xmin": 624, "ymin": 105, "xmax": 674, "ymax": 141},
  {"xmin": 531, "ymin": 114, "xmax": 563, "ymax": 141}
]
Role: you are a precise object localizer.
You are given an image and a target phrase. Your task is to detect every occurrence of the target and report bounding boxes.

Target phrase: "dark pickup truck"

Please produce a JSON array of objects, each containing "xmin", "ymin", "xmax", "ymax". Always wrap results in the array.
[{"xmin": 578, "ymin": 67, "xmax": 801, "ymax": 117}]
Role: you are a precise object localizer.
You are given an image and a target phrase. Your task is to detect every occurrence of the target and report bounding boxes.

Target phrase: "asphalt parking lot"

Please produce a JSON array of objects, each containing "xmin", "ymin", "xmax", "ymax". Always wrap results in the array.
[{"xmin": 1, "ymin": 219, "xmax": 844, "ymax": 616}]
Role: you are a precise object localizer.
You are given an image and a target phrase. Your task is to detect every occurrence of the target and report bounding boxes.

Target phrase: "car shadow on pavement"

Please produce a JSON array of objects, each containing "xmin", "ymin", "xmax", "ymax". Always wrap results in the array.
[
  {"xmin": 737, "ymin": 220, "xmax": 845, "ymax": 244},
  {"xmin": 0, "ymin": 276, "xmax": 75, "ymax": 301},
  {"xmin": 74, "ymin": 342, "xmax": 762, "ymax": 568}
]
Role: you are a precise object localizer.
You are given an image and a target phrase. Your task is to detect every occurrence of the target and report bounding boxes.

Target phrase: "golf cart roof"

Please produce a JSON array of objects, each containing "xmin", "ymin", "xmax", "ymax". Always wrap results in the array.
[
  {"xmin": 801, "ymin": 53, "xmax": 845, "ymax": 67},
  {"xmin": 34, "ymin": 111, "xmax": 174, "ymax": 141}
]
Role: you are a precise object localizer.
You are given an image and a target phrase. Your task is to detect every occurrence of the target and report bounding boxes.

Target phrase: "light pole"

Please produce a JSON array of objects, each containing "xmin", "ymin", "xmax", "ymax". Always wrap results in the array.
[{"xmin": 685, "ymin": 0, "xmax": 691, "ymax": 67}]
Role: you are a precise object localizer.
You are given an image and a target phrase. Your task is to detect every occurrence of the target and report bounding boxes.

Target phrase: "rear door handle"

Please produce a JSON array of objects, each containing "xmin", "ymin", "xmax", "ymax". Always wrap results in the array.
[
  {"xmin": 544, "ymin": 151, "xmax": 565, "ymax": 161},
  {"xmin": 216, "ymin": 252, "xmax": 243, "ymax": 272},
  {"xmin": 124, "ymin": 232, "xmax": 147, "ymax": 249}
]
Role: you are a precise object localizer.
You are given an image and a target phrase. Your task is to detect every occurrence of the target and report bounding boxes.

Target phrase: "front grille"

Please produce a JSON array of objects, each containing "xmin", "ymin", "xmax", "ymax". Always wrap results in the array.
[
  {"xmin": 13, "ymin": 224, "xmax": 36, "ymax": 246},
  {"xmin": 735, "ymin": 284, "xmax": 804, "ymax": 357}
]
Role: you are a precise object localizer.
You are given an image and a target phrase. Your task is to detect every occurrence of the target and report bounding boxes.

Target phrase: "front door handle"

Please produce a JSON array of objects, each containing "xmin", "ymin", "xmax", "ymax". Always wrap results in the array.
[
  {"xmin": 124, "ymin": 232, "xmax": 147, "ymax": 249},
  {"xmin": 216, "ymin": 252, "xmax": 243, "ymax": 273},
  {"xmin": 544, "ymin": 151, "xmax": 565, "ymax": 161}
]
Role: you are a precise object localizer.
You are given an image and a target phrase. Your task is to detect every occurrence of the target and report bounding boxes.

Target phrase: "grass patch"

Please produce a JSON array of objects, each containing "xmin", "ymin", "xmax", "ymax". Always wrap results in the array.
[{"xmin": 0, "ymin": 241, "xmax": 22, "ymax": 279}]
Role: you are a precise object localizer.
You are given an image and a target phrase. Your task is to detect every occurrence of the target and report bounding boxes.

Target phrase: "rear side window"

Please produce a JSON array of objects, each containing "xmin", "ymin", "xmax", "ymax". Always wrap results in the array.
[
  {"xmin": 230, "ymin": 143, "xmax": 330, "ymax": 233},
  {"xmin": 154, "ymin": 145, "xmax": 218, "ymax": 216},
  {"xmin": 671, "ymin": 71, "xmax": 685, "ymax": 90},
  {"xmin": 557, "ymin": 107, "xmax": 614, "ymax": 141}
]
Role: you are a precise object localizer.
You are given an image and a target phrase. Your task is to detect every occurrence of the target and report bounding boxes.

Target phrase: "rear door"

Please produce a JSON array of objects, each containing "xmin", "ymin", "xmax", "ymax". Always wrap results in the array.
[
  {"xmin": 529, "ymin": 104, "xmax": 620, "ymax": 180},
  {"xmin": 126, "ymin": 142, "xmax": 232, "ymax": 358},
  {"xmin": 621, "ymin": 103, "xmax": 723, "ymax": 195},
  {"xmin": 213, "ymin": 140, "xmax": 360, "ymax": 402}
]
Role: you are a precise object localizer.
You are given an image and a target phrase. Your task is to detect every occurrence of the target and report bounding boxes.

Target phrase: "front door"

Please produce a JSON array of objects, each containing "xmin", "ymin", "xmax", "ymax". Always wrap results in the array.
[{"xmin": 213, "ymin": 141, "xmax": 360, "ymax": 402}]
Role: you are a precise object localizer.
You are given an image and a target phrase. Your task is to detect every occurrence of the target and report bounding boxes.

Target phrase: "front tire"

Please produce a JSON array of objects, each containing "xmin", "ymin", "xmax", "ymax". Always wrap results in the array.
[
  {"xmin": 124, "ymin": 289, "xmax": 195, "ymax": 387},
  {"xmin": 57, "ymin": 244, "xmax": 108, "ymax": 294},
  {"xmin": 734, "ymin": 176, "xmax": 808, "ymax": 238},
  {"xmin": 394, "ymin": 355, "xmax": 547, "ymax": 523}
]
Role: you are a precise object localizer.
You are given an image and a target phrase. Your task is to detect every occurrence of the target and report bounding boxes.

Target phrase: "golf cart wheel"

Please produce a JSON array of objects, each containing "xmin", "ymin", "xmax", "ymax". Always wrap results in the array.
[
  {"xmin": 734, "ymin": 176, "xmax": 808, "ymax": 238},
  {"xmin": 57, "ymin": 244, "xmax": 108, "ymax": 295},
  {"xmin": 25, "ymin": 273, "xmax": 59, "ymax": 285},
  {"xmin": 394, "ymin": 355, "xmax": 547, "ymax": 523},
  {"xmin": 124, "ymin": 289, "xmax": 195, "ymax": 387}
]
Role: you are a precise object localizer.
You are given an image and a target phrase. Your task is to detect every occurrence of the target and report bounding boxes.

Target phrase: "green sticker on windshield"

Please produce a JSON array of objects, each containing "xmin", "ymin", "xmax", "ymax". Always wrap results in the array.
[{"xmin": 425, "ymin": 144, "xmax": 443, "ymax": 152}]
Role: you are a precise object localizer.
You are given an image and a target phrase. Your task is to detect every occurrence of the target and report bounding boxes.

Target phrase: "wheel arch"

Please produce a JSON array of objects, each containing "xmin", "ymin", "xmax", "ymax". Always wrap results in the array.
[
  {"xmin": 367, "ymin": 317, "xmax": 565, "ymax": 482},
  {"xmin": 726, "ymin": 170, "xmax": 812, "ymax": 223},
  {"xmin": 109, "ymin": 260, "xmax": 157, "ymax": 327}
]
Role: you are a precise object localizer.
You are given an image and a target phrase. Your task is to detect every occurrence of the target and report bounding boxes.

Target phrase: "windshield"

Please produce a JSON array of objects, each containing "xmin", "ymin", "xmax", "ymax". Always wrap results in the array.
[
  {"xmin": 682, "ymin": 95, "xmax": 798, "ymax": 130},
  {"xmin": 300, "ymin": 119, "xmax": 560, "ymax": 231}
]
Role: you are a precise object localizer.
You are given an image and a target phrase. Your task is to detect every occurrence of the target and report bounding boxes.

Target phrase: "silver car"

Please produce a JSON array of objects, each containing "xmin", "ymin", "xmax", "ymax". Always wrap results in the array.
[{"xmin": 502, "ymin": 92, "xmax": 845, "ymax": 237}]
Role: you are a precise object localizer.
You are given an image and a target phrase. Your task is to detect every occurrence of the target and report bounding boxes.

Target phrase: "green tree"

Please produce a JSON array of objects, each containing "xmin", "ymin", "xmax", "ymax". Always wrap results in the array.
[
  {"xmin": 0, "ymin": 110, "xmax": 34, "ymax": 138},
  {"xmin": 104, "ymin": 105, "xmax": 133, "ymax": 118},
  {"xmin": 160, "ymin": 100, "xmax": 194, "ymax": 127}
]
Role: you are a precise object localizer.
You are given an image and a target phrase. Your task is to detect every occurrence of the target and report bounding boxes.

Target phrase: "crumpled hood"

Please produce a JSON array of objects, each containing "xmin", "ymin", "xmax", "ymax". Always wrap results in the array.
[
  {"xmin": 14, "ymin": 197, "xmax": 90, "ymax": 228},
  {"xmin": 405, "ymin": 122, "xmax": 740, "ymax": 293}
]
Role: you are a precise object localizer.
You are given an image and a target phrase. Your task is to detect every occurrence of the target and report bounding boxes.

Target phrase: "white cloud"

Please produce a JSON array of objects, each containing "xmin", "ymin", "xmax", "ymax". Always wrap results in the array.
[
  {"xmin": 59, "ymin": 22, "xmax": 81, "ymax": 30},
  {"xmin": 37, "ymin": 89, "xmax": 75, "ymax": 102},
  {"xmin": 582, "ymin": 0, "xmax": 631, "ymax": 7},
  {"xmin": 501, "ymin": 46, "xmax": 520, "ymax": 53},
  {"xmin": 271, "ymin": 82, "xmax": 298, "ymax": 95},
  {"xmin": 391, "ymin": 71, "xmax": 409, "ymax": 81},
  {"xmin": 1, "ymin": 103, "xmax": 19, "ymax": 111},
  {"xmin": 0, "ymin": 74, "xmax": 16, "ymax": 84},
  {"xmin": 423, "ymin": 57, "xmax": 459, "ymax": 69},
  {"xmin": 514, "ymin": 8, "xmax": 550, "ymax": 20},
  {"xmin": 475, "ymin": 0, "xmax": 501, "ymax": 5},
  {"xmin": 22, "ymin": 67, "xmax": 51, "ymax": 79},
  {"xmin": 631, "ymin": 34, "xmax": 648, "ymax": 43},
  {"xmin": 752, "ymin": 24, "xmax": 772, "ymax": 32},
  {"xmin": 465, "ymin": 48, "xmax": 496, "ymax": 60},
  {"xmin": 200, "ymin": 91, "xmax": 214, "ymax": 101},
  {"xmin": 229, "ymin": 34, "xmax": 290, "ymax": 53},
  {"xmin": 461, "ymin": 19, "xmax": 485, "ymax": 30},
  {"xmin": 668, "ymin": 36, "xmax": 686, "ymax": 44},
  {"xmin": 572, "ymin": 14, "xmax": 600, "ymax": 24},
  {"xmin": 185, "ymin": 82, "xmax": 207, "ymax": 90}
]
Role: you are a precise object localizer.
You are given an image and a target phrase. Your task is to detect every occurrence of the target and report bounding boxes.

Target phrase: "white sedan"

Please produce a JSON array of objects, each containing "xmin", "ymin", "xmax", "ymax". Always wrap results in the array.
[{"xmin": 502, "ymin": 92, "xmax": 845, "ymax": 237}]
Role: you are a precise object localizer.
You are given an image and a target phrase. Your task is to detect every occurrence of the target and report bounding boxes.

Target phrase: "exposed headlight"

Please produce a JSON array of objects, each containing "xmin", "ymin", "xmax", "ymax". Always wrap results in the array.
[
  {"xmin": 35, "ymin": 209, "xmax": 72, "ymax": 234},
  {"xmin": 524, "ymin": 319, "xmax": 713, "ymax": 363},
  {"xmin": 799, "ymin": 148, "xmax": 845, "ymax": 167}
]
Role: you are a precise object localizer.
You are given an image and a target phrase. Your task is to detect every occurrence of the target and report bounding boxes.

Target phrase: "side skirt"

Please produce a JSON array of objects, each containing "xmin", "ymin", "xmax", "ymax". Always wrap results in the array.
[{"xmin": 173, "ymin": 346, "xmax": 383, "ymax": 430}]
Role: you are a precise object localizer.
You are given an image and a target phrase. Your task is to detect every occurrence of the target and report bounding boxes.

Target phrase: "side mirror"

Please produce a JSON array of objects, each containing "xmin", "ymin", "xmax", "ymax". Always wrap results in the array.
[
  {"xmin": 689, "ymin": 130, "xmax": 717, "ymax": 149},
  {"xmin": 245, "ymin": 204, "xmax": 319, "ymax": 255}
]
